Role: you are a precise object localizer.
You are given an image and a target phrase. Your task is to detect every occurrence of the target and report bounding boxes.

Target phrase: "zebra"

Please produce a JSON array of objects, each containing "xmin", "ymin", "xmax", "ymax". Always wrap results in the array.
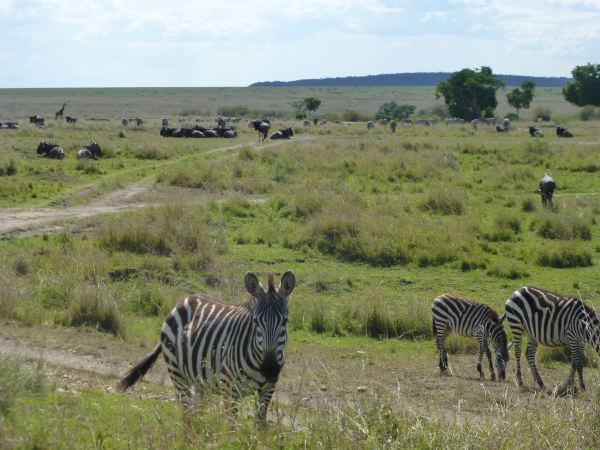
[
  {"xmin": 117, "ymin": 271, "xmax": 296, "ymax": 423},
  {"xmin": 505, "ymin": 286, "xmax": 600, "ymax": 392},
  {"xmin": 432, "ymin": 293, "xmax": 510, "ymax": 381}
]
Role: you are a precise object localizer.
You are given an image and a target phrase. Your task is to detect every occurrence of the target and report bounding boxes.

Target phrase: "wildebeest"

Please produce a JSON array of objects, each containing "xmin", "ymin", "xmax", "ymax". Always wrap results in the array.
[
  {"xmin": 502, "ymin": 118, "xmax": 510, "ymax": 131},
  {"xmin": 415, "ymin": 119, "xmax": 431, "ymax": 126},
  {"xmin": 162, "ymin": 118, "xmax": 169, "ymax": 127},
  {"xmin": 496, "ymin": 125, "xmax": 507, "ymax": 133},
  {"xmin": 135, "ymin": 117, "xmax": 144, "ymax": 127},
  {"xmin": 77, "ymin": 142, "xmax": 102, "ymax": 160},
  {"xmin": 303, "ymin": 120, "xmax": 311, "ymax": 127},
  {"xmin": 270, "ymin": 127, "xmax": 293, "ymax": 140},
  {"xmin": 378, "ymin": 118, "xmax": 388, "ymax": 126},
  {"xmin": 160, "ymin": 126, "xmax": 182, "ymax": 137},
  {"xmin": 389, "ymin": 121, "xmax": 397, "ymax": 133},
  {"xmin": 36, "ymin": 142, "xmax": 64, "ymax": 159},
  {"xmin": 367, "ymin": 121, "xmax": 374, "ymax": 129},
  {"xmin": 222, "ymin": 129, "xmax": 237, "ymax": 138},
  {"xmin": 556, "ymin": 126, "xmax": 573, "ymax": 137},
  {"xmin": 1, "ymin": 121, "xmax": 18, "ymax": 129},
  {"xmin": 216, "ymin": 117, "xmax": 226, "ymax": 128},
  {"xmin": 66, "ymin": 116, "xmax": 77, "ymax": 124},
  {"xmin": 539, "ymin": 173, "xmax": 555, "ymax": 208},
  {"xmin": 122, "ymin": 118, "xmax": 129, "ymax": 126},
  {"xmin": 29, "ymin": 115, "xmax": 45, "ymax": 127},
  {"xmin": 529, "ymin": 126, "xmax": 544, "ymax": 138},
  {"xmin": 249, "ymin": 119, "xmax": 271, "ymax": 142},
  {"xmin": 313, "ymin": 118, "xmax": 318, "ymax": 126}
]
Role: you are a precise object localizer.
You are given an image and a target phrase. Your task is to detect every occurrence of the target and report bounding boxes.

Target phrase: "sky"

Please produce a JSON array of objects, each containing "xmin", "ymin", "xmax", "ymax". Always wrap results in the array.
[{"xmin": 0, "ymin": 0, "xmax": 598, "ymax": 87}]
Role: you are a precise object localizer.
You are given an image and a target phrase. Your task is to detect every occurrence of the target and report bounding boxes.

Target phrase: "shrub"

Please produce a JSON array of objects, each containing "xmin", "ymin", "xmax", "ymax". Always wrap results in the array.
[
  {"xmin": 486, "ymin": 265, "xmax": 529, "ymax": 279},
  {"xmin": 535, "ymin": 213, "xmax": 592, "ymax": 240},
  {"xmin": 579, "ymin": 105, "xmax": 597, "ymax": 121},
  {"xmin": 537, "ymin": 246, "xmax": 592, "ymax": 268},
  {"xmin": 342, "ymin": 110, "xmax": 370, "ymax": 122},
  {"xmin": 0, "ymin": 160, "xmax": 17, "ymax": 176},
  {"xmin": 522, "ymin": 198, "xmax": 536, "ymax": 212},
  {"xmin": 0, "ymin": 357, "xmax": 47, "ymax": 417},
  {"xmin": 135, "ymin": 146, "xmax": 169, "ymax": 160},
  {"xmin": 420, "ymin": 188, "xmax": 465, "ymax": 215}
]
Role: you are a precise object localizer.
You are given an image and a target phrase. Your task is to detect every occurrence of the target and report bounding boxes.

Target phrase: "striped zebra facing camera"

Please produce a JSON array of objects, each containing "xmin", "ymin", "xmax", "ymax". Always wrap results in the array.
[{"xmin": 117, "ymin": 271, "xmax": 296, "ymax": 423}]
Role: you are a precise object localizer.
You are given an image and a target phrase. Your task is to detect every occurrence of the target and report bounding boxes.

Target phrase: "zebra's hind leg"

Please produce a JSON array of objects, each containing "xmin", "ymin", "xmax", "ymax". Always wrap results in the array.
[
  {"xmin": 569, "ymin": 341, "xmax": 586, "ymax": 392},
  {"xmin": 513, "ymin": 337, "xmax": 524, "ymax": 387},
  {"xmin": 434, "ymin": 324, "xmax": 449, "ymax": 373},
  {"xmin": 525, "ymin": 341, "xmax": 548, "ymax": 392}
]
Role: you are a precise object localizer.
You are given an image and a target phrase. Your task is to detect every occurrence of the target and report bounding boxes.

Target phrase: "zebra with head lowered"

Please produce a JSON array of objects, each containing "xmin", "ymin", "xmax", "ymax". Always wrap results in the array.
[
  {"xmin": 118, "ymin": 271, "xmax": 296, "ymax": 423},
  {"xmin": 505, "ymin": 287, "xmax": 600, "ymax": 393},
  {"xmin": 432, "ymin": 294, "xmax": 510, "ymax": 381}
]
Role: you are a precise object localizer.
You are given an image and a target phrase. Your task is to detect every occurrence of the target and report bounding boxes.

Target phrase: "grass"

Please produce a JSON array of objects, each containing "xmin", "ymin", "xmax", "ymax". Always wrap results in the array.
[{"xmin": 1, "ymin": 88, "xmax": 600, "ymax": 447}]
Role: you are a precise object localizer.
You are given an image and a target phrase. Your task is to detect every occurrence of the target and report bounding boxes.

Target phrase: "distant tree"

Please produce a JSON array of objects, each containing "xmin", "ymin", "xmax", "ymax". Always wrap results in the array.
[
  {"xmin": 435, "ymin": 66, "xmax": 504, "ymax": 121},
  {"xmin": 507, "ymin": 81, "xmax": 536, "ymax": 117},
  {"xmin": 303, "ymin": 97, "xmax": 322, "ymax": 117},
  {"xmin": 563, "ymin": 63, "xmax": 600, "ymax": 106},
  {"xmin": 291, "ymin": 100, "xmax": 307, "ymax": 119},
  {"xmin": 375, "ymin": 101, "xmax": 415, "ymax": 120}
]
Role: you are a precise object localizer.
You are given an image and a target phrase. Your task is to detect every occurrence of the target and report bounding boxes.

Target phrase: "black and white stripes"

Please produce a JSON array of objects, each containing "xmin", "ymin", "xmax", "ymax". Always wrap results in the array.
[
  {"xmin": 432, "ymin": 294, "xmax": 510, "ymax": 380},
  {"xmin": 118, "ymin": 271, "xmax": 296, "ymax": 422},
  {"xmin": 505, "ymin": 286, "xmax": 600, "ymax": 392}
]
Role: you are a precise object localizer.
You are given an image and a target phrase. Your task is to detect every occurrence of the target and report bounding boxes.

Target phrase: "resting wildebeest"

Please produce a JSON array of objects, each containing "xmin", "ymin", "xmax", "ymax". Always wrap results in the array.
[
  {"xmin": 37, "ymin": 142, "xmax": 64, "ymax": 159},
  {"xmin": 270, "ymin": 127, "xmax": 293, "ymax": 140},
  {"xmin": 77, "ymin": 142, "xmax": 102, "ymax": 160},
  {"xmin": 539, "ymin": 173, "xmax": 556, "ymax": 209},
  {"xmin": 160, "ymin": 126, "xmax": 182, "ymax": 137},
  {"xmin": 529, "ymin": 126, "xmax": 544, "ymax": 137},
  {"xmin": 556, "ymin": 126, "xmax": 573, "ymax": 138},
  {"xmin": 29, "ymin": 115, "xmax": 45, "ymax": 126},
  {"xmin": 66, "ymin": 116, "xmax": 77, "ymax": 124},
  {"xmin": 249, "ymin": 119, "xmax": 270, "ymax": 142}
]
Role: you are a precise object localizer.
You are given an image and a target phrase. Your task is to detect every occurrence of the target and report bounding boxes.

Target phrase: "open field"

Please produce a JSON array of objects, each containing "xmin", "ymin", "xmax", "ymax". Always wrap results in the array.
[{"xmin": 1, "ymin": 88, "xmax": 600, "ymax": 448}]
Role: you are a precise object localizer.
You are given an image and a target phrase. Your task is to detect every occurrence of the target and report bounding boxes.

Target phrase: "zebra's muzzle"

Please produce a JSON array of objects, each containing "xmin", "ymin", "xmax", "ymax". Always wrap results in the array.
[{"xmin": 260, "ymin": 352, "xmax": 283, "ymax": 383}]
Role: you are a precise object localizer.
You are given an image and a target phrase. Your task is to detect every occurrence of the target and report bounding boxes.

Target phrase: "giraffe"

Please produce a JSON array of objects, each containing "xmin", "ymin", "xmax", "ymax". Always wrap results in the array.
[{"xmin": 55, "ymin": 103, "xmax": 66, "ymax": 120}]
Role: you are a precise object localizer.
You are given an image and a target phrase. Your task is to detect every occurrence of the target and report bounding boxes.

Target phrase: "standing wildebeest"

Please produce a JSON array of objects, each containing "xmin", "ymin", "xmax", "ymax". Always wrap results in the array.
[
  {"xmin": 122, "ymin": 118, "xmax": 129, "ymax": 126},
  {"xmin": 216, "ymin": 117, "xmax": 226, "ymax": 128},
  {"xmin": 539, "ymin": 173, "xmax": 555, "ymax": 208},
  {"xmin": 505, "ymin": 286, "xmax": 600, "ymax": 393},
  {"xmin": 135, "ymin": 117, "xmax": 144, "ymax": 127},
  {"xmin": 433, "ymin": 294, "xmax": 510, "ymax": 380},
  {"xmin": 117, "ymin": 271, "xmax": 296, "ymax": 423},
  {"xmin": 77, "ymin": 142, "xmax": 102, "ymax": 160},
  {"xmin": 389, "ymin": 121, "xmax": 397, "ymax": 133},
  {"xmin": 557, "ymin": 126, "xmax": 574, "ymax": 137},
  {"xmin": 250, "ymin": 119, "xmax": 270, "ymax": 142},
  {"xmin": 529, "ymin": 126, "xmax": 544, "ymax": 137},
  {"xmin": 502, "ymin": 118, "xmax": 510, "ymax": 131},
  {"xmin": 55, "ymin": 103, "xmax": 66, "ymax": 120},
  {"xmin": 66, "ymin": 116, "xmax": 77, "ymax": 124},
  {"xmin": 303, "ymin": 120, "xmax": 311, "ymax": 127},
  {"xmin": 270, "ymin": 127, "xmax": 293, "ymax": 140},
  {"xmin": 36, "ymin": 142, "xmax": 64, "ymax": 159},
  {"xmin": 367, "ymin": 121, "xmax": 374, "ymax": 129}
]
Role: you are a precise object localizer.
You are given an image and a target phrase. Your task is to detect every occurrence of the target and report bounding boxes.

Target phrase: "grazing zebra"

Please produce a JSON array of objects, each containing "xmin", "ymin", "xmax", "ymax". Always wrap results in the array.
[
  {"xmin": 432, "ymin": 294, "xmax": 510, "ymax": 381},
  {"xmin": 505, "ymin": 286, "xmax": 600, "ymax": 392},
  {"xmin": 118, "ymin": 271, "xmax": 296, "ymax": 423},
  {"xmin": 539, "ymin": 172, "xmax": 555, "ymax": 208}
]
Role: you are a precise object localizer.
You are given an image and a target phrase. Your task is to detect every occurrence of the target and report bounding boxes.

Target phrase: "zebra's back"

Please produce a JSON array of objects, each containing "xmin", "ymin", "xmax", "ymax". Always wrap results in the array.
[
  {"xmin": 505, "ymin": 286, "xmax": 585, "ymax": 347},
  {"xmin": 160, "ymin": 294, "xmax": 250, "ymax": 389},
  {"xmin": 432, "ymin": 294, "xmax": 497, "ymax": 337}
]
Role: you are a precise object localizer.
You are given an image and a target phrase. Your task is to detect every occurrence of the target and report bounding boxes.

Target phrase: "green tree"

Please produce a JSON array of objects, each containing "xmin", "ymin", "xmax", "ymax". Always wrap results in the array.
[
  {"xmin": 563, "ymin": 63, "xmax": 600, "ymax": 106},
  {"xmin": 507, "ymin": 81, "xmax": 536, "ymax": 117},
  {"xmin": 435, "ymin": 66, "xmax": 504, "ymax": 121},
  {"xmin": 303, "ymin": 97, "xmax": 322, "ymax": 117},
  {"xmin": 375, "ymin": 102, "xmax": 415, "ymax": 120}
]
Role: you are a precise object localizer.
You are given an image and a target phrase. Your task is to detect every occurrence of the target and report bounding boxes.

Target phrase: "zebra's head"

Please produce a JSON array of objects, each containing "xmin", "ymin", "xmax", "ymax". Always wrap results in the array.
[
  {"xmin": 493, "ymin": 314, "xmax": 511, "ymax": 381},
  {"xmin": 245, "ymin": 271, "xmax": 296, "ymax": 384},
  {"xmin": 582, "ymin": 305, "xmax": 600, "ymax": 355}
]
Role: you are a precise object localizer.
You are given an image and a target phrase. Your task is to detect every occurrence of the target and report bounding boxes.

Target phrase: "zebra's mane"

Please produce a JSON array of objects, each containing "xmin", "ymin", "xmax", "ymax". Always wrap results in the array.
[{"xmin": 444, "ymin": 294, "xmax": 500, "ymax": 322}]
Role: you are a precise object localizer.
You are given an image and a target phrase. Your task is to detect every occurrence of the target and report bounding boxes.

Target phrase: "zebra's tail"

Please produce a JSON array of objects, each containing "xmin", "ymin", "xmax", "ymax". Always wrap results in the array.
[{"xmin": 117, "ymin": 343, "xmax": 162, "ymax": 392}]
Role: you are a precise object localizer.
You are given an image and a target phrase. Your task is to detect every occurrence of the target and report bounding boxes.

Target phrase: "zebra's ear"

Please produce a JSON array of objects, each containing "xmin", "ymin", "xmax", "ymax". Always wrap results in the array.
[
  {"xmin": 278, "ymin": 271, "xmax": 296, "ymax": 297},
  {"xmin": 244, "ymin": 272, "xmax": 265, "ymax": 299},
  {"xmin": 498, "ymin": 313, "xmax": 506, "ymax": 324}
]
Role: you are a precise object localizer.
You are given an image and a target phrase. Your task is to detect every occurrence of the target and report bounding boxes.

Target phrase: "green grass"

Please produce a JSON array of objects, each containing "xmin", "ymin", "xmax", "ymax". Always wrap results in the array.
[{"xmin": 2, "ymin": 88, "xmax": 600, "ymax": 447}]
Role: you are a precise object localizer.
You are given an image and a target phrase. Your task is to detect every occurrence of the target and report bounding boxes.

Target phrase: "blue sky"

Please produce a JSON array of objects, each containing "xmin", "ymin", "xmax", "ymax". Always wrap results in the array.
[{"xmin": 0, "ymin": 0, "xmax": 598, "ymax": 87}]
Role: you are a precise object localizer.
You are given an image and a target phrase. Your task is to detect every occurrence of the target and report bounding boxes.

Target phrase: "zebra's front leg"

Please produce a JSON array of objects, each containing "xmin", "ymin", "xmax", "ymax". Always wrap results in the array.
[
  {"xmin": 484, "ymin": 344, "xmax": 496, "ymax": 381},
  {"xmin": 436, "ymin": 335, "xmax": 449, "ymax": 373},
  {"xmin": 256, "ymin": 385, "xmax": 276, "ymax": 425},
  {"xmin": 525, "ymin": 341, "xmax": 547, "ymax": 392},
  {"xmin": 569, "ymin": 341, "xmax": 586, "ymax": 392}
]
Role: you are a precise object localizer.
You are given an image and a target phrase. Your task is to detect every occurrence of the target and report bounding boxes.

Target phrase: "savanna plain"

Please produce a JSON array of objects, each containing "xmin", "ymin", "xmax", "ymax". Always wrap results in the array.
[{"xmin": 1, "ymin": 87, "xmax": 600, "ymax": 448}]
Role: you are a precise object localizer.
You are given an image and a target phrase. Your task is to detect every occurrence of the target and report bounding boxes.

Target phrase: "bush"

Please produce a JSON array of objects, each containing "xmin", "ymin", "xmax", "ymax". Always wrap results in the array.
[
  {"xmin": 420, "ymin": 188, "xmax": 465, "ymax": 215},
  {"xmin": 532, "ymin": 107, "xmax": 552, "ymax": 121},
  {"xmin": 134, "ymin": 146, "xmax": 169, "ymax": 160},
  {"xmin": 579, "ymin": 105, "xmax": 597, "ymax": 121},
  {"xmin": 537, "ymin": 246, "xmax": 593, "ymax": 268},
  {"xmin": 535, "ymin": 213, "xmax": 592, "ymax": 240},
  {"xmin": 342, "ymin": 110, "xmax": 370, "ymax": 122},
  {"xmin": 522, "ymin": 198, "xmax": 536, "ymax": 212},
  {"xmin": 487, "ymin": 265, "xmax": 529, "ymax": 279},
  {"xmin": 0, "ymin": 357, "xmax": 47, "ymax": 417},
  {"xmin": 0, "ymin": 160, "xmax": 17, "ymax": 176}
]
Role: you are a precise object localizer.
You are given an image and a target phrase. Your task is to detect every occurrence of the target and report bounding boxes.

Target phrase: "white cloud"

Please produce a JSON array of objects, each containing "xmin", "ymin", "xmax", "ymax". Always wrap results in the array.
[{"xmin": 420, "ymin": 11, "xmax": 448, "ymax": 21}]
